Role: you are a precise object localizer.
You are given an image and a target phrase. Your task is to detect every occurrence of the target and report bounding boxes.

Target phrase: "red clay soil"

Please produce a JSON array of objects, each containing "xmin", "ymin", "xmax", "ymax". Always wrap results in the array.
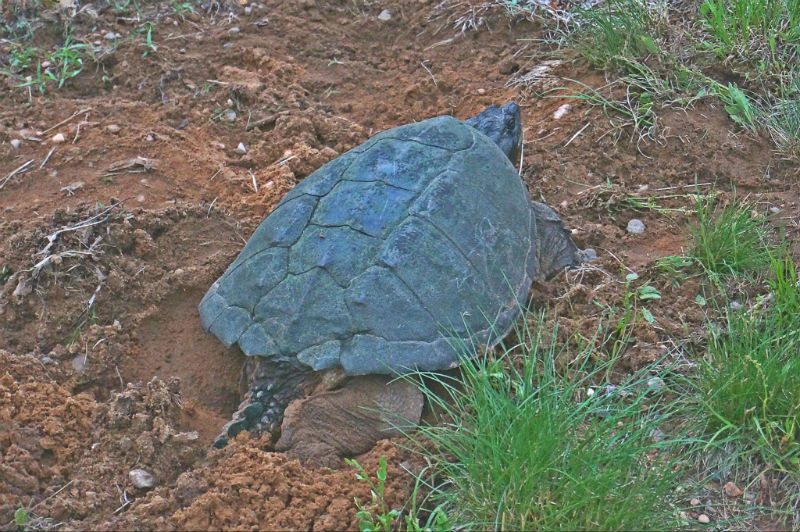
[{"xmin": 0, "ymin": 0, "xmax": 797, "ymax": 529}]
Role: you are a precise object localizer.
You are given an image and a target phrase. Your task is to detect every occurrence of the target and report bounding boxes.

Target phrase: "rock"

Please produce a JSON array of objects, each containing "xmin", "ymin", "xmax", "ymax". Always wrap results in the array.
[
  {"xmin": 377, "ymin": 9, "xmax": 392, "ymax": 21},
  {"xmin": 173, "ymin": 431, "xmax": 200, "ymax": 443},
  {"xmin": 235, "ymin": 142, "xmax": 247, "ymax": 154},
  {"xmin": 499, "ymin": 61, "xmax": 520, "ymax": 75},
  {"xmin": 129, "ymin": 468, "xmax": 156, "ymax": 489},
  {"xmin": 769, "ymin": 206, "xmax": 781, "ymax": 214},
  {"xmin": 51, "ymin": 133, "xmax": 66, "ymax": 144},
  {"xmin": 228, "ymin": 26, "xmax": 240, "ymax": 35},
  {"xmin": 626, "ymin": 218, "xmax": 645, "ymax": 234},
  {"xmin": 649, "ymin": 428, "xmax": 666, "ymax": 442},
  {"xmin": 145, "ymin": 133, "xmax": 156, "ymax": 142},
  {"xmin": 723, "ymin": 481, "xmax": 743, "ymax": 498},
  {"xmin": 553, "ymin": 103, "xmax": 571, "ymax": 120},
  {"xmin": 71, "ymin": 354, "xmax": 86, "ymax": 374},
  {"xmin": 104, "ymin": 31, "xmax": 120, "ymax": 40},
  {"xmin": 730, "ymin": 300, "xmax": 742, "ymax": 311},
  {"xmin": 697, "ymin": 514, "xmax": 710, "ymax": 524},
  {"xmin": 690, "ymin": 498, "xmax": 701, "ymax": 506},
  {"xmin": 477, "ymin": 88, "xmax": 486, "ymax": 95},
  {"xmin": 106, "ymin": 124, "xmax": 121, "ymax": 134},
  {"xmin": 10, "ymin": 138, "xmax": 22, "ymax": 150},
  {"xmin": 244, "ymin": 6, "xmax": 252, "ymax": 14},
  {"xmin": 223, "ymin": 110, "xmax": 237, "ymax": 122}
]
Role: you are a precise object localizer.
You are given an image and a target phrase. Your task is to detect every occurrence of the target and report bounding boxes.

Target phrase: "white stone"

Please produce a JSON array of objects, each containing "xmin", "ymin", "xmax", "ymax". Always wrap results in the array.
[
  {"xmin": 51, "ymin": 133, "xmax": 66, "ymax": 144},
  {"xmin": 378, "ymin": 9, "xmax": 392, "ymax": 21},
  {"xmin": 235, "ymin": 142, "xmax": 247, "ymax": 154},
  {"xmin": 129, "ymin": 469, "xmax": 156, "ymax": 489},
  {"xmin": 626, "ymin": 218, "xmax": 645, "ymax": 234},
  {"xmin": 553, "ymin": 103, "xmax": 571, "ymax": 120}
]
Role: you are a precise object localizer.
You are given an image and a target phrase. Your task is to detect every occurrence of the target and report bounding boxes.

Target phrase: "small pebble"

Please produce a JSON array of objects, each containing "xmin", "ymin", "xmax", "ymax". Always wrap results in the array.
[
  {"xmin": 477, "ymin": 88, "xmax": 486, "ymax": 95},
  {"xmin": 41, "ymin": 61, "xmax": 51, "ymax": 69},
  {"xmin": 106, "ymin": 124, "xmax": 121, "ymax": 134},
  {"xmin": 377, "ymin": 9, "xmax": 392, "ymax": 21},
  {"xmin": 51, "ymin": 133, "xmax": 66, "ymax": 144},
  {"xmin": 649, "ymin": 428, "xmax": 666, "ymax": 442},
  {"xmin": 697, "ymin": 514, "xmax": 710, "ymax": 524},
  {"xmin": 235, "ymin": 142, "xmax": 247, "ymax": 154},
  {"xmin": 71, "ymin": 355, "xmax": 86, "ymax": 374},
  {"xmin": 223, "ymin": 110, "xmax": 237, "ymax": 122},
  {"xmin": 228, "ymin": 26, "xmax": 240, "ymax": 35},
  {"xmin": 690, "ymin": 498, "xmax": 701, "ymax": 506},
  {"xmin": 730, "ymin": 301, "xmax": 742, "ymax": 311},
  {"xmin": 145, "ymin": 133, "xmax": 156, "ymax": 142},
  {"xmin": 626, "ymin": 218, "xmax": 645, "ymax": 234},
  {"xmin": 104, "ymin": 31, "xmax": 120, "ymax": 40},
  {"xmin": 769, "ymin": 206, "xmax": 781, "ymax": 214},
  {"xmin": 723, "ymin": 481, "xmax": 743, "ymax": 498},
  {"xmin": 553, "ymin": 103, "xmax": 571, "ymax": 120},
  {"xmin": 647, "ymin": 376, "xmax": 665, "ymax": 392},
  {"xmin": 129, "ymin": 469, "xmax": 156, "ymax": 489},
  {"xmin": 244, "ymin": 5, "xmax": 252, "ymax": 14},
  {"xmin": 10, "ymin": 138, "xmax": 22, "ymax": 150}
]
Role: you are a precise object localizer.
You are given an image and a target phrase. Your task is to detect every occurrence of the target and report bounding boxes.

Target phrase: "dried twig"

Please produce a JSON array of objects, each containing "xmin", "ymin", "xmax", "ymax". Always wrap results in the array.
[
  {"xmin": 42, "ymin": 108, "xmax": 92, "ymax": 135},
  {"xmin": 420, "ymin": 61, "xmax": 438, "ymax": 87},
  {"xmin": 564, "ymin": 122, "xmax": 590, "ymax": 148},
  {"xmin": 40, "ymin": 147, "xmax": 56, "ymax": 169},
  {"xmin": 0, "ymin": 159, "xmax": 35, "ymax": 189},
  {"xmin": 36, "ymin": 202, "xmax": 122, "ymax": 258},
  {"xmin": 248, "ymin": 170, "xmax": 258, "ymax": 193}
]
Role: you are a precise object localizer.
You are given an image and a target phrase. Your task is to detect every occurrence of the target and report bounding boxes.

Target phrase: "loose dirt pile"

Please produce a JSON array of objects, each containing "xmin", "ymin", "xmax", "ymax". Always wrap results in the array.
[{"xmin": 1, "ymin": 0, "xmax": 796, "ymax": 529}]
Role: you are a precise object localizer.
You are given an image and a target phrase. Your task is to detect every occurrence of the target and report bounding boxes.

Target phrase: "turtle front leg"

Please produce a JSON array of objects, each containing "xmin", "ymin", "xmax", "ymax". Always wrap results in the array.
[{"xmin": 213, "ymin": 357, "xmax": 315, "ymax": 448}]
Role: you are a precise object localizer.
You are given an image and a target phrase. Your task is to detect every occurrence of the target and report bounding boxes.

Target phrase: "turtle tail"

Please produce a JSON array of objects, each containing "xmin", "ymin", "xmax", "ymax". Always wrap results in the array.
[{"xmin": 213, "ymin": 358, "xmax": 315, "ymax": 448}]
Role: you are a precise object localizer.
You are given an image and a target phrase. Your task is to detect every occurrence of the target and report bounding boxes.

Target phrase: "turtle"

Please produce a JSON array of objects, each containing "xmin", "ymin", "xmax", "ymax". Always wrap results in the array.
[{"xmin": 199, "ymin": 102, "xmax": 591, "ymax": 461}]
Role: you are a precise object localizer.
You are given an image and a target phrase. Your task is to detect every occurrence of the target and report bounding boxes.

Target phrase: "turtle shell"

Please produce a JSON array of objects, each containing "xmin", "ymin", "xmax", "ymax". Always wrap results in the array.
[{"xmin": 199, "ymin": 115, "xmax": 539, "ymax": 375}]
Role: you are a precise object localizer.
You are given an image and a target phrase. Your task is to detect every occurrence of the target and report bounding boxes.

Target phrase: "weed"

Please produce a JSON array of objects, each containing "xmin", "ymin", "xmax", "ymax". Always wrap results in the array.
[
  {"xmin": 346, "ymin": 456, "xmax": 401, "ymax": 532},
  {"xmin": 139, "ymin": 22, "xmax": 158, "ymax": 57},
  {"xmin": 4, "ymin": 44, "xmax": 38, "ymax": 73},
  {"xmin": 408, "ymin": 311, "xmax": 682, "ymax": 530},
  {"xmin": 47, "ymin": 37, "xmax": 88, "ymax": 89},
  {"xmin": 690, "ymin": 197, "xmax": 775, "ymax": 278}
]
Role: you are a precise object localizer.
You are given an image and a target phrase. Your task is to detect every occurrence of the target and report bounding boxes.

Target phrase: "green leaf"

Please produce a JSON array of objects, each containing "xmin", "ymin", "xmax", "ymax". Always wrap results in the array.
[
  {"xmin": 695, "ymin": 294, "xmax": 707, "ymax": 306},
  {"xmin": 638, "ymin": 285, "xmax": 662, "ymax": 300},
  {"xmin": 15, "ymin": 508, "xmax": 29, "ymax": 527},
  {"xmin": 641, "ymin": 307, "xmax": 655, "ymax": 324},
  {"xmin": 626, "ymin": 272, "xmax": 639, "ymax": 282}
]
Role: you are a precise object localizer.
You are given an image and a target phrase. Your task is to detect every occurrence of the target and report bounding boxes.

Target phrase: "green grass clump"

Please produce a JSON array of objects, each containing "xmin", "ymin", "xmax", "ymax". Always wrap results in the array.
[
  {"xmin": 690, "ymin": 198, "xmax": 775, "ymax": 278},
  {"xmin": 569, "ymin": 0, "xmax": 667, "ymax": 70},
  {"xmin": 409, "ymin": 315, "xmax": 681, "ymax": 531},
  {"xmin": 700, "ymin": 0, "xmax": 800, "ymax": 73},
  {"xmin": 697, "ymin": 253, "xmax": 800, "ymax": 470}
]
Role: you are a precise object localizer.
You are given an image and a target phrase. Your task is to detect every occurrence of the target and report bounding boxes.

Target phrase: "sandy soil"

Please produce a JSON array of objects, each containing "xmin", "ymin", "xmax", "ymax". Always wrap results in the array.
[{"xmin": 1, "ymin": 0, "xmax": 797, "ymax": 529}]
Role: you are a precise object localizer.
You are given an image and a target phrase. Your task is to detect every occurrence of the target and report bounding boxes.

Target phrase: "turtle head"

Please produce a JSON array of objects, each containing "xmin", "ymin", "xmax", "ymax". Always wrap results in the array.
[{"xmin": 465, "ymin": 102, "xmax": 522, "ymax": 164}]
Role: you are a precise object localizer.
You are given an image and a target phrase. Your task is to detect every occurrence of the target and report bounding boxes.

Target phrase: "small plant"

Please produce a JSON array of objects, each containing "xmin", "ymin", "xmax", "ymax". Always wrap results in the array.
[
  {"xmin": 715, "ymin": 83, "xmax": 760, "ymax": 131},
  {"xmin": 15, "ymin": 507, "xmax": 29, "ymax": 529},
  {"xmin": 347, "ymin": 456, "xmax": 401, "ymax": 532},
  {"xmin": 690, "ymin": 197, "xmax": 775, "ymax": 278},
  {"xmin": 139, "ymin": 22, "xmax": 158, "ymax": 57}
]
